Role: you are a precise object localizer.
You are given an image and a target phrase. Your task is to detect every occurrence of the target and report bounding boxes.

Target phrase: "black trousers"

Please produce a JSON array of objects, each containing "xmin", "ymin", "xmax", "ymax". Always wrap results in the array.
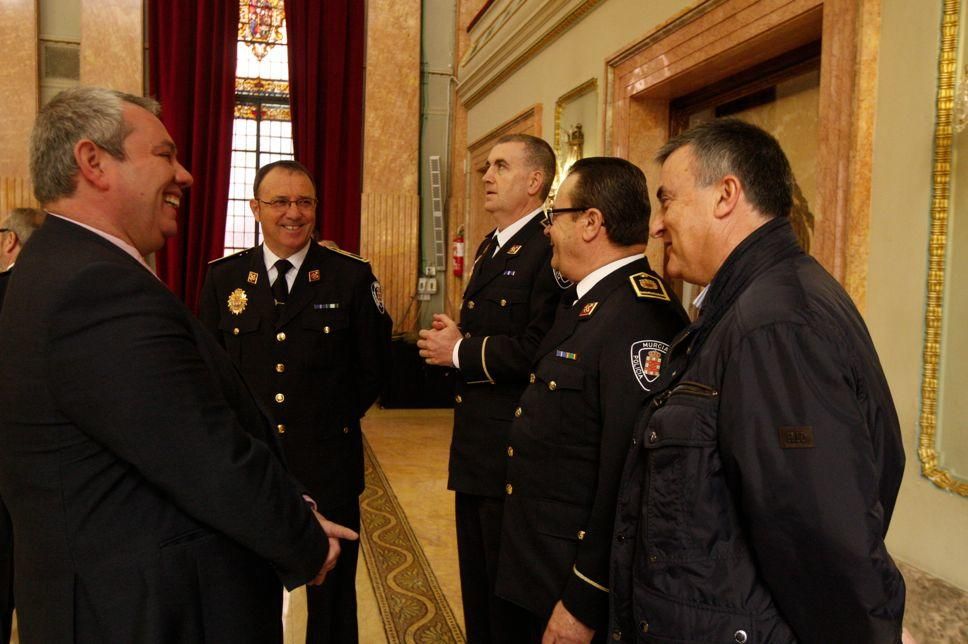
[
  {"xmin": 305, "ymin": 499, "xmax": 360, "ymax": 644},
  {"xmin": 0, "ymin": 499, "xmax": 12, "ymax": 644},
  {"xmin": 454, "ymin": 493, "xmax": 532, "ymax": 644}
]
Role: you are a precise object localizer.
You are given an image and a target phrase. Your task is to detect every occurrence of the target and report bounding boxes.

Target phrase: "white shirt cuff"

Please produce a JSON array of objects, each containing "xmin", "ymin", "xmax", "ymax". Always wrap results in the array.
[{"xmin": 452, "ymin": 338, "xmax": 462, "ymax": 369}]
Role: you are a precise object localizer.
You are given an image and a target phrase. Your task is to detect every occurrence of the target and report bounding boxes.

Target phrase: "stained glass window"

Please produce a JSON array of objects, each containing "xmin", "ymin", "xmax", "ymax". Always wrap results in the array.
[{"xmin": 223, "ymin": 0, "xmax": 294, "ymax": 255}]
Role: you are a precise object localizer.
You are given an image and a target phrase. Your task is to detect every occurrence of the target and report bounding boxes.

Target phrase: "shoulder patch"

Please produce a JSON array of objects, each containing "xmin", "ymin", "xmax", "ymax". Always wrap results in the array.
[
  {"xmin": 629, "ymin": 272, "xmax": 670, "ymax": 301},
  {"xmin": 325, "ymin": 246, "xmax": 370, "ymax": 263},
  {"xmin": 208, "ymin": 247, "xmax": 253, "ymax": 265}
]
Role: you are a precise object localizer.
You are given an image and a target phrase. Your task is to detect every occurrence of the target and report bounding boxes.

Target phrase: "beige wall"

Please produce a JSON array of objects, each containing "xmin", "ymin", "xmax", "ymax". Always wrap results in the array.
[
  {"xmin": 871, "ymin": 0, "xmax": 968, "ymax": 590},
  {"xmin": 0, "ymin": 0, "xmax": 39, "ymax": 179}
]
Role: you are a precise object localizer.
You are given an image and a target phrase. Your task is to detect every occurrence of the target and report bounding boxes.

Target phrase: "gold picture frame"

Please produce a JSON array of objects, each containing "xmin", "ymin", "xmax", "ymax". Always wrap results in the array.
[
  {"xmin": 553, "ymin": 78, "xmax": 598, "ymax": 180},
  {"xmin": 919, "ymin": 0, "xmax": 968, "ymax": 496}
]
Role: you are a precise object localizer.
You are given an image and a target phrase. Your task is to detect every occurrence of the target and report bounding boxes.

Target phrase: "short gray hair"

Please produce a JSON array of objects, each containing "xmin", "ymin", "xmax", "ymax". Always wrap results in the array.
[
  {"xmin": 495, "ymin": 133, "xmax": 557, "ymax": 201},
  {"xmin": 30, "ymin": 86, "xmax": 161, "ymax": 204},
  {"xmin": 1, "ymin": 207, "xmax": 46, "ymax": 244}
]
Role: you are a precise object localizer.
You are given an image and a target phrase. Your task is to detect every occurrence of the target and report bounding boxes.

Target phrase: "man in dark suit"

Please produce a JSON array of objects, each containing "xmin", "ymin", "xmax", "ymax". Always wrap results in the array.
[
  {"xmin": 495, "ymin": 157, "xmax": 687, "ymax": 642},
  {"xmin": 0, "ymin": 206, "xmax": 46, "ymax": 644},
  {"xmin": 0, "ymin": 86, "xmax": 355, "ymax": 644},
  {"xmin": 198, "ymin": 160, "xmax": 392, "ymax": 643},
  {"xmin": 417, "ymin": 134, "xmax": 569, "ymax": 642}
]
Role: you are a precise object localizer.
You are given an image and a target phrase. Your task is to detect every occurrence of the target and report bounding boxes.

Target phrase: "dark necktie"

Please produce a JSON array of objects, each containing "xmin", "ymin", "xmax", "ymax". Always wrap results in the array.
[{"xmin": 272, "ymin": 259, "xmax": 292, "ymax": 306}]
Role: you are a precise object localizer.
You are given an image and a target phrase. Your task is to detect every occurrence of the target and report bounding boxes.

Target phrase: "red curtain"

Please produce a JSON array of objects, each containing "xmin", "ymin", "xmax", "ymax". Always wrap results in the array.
[
  {"xmin": 149, "ymin": 0, "xmax": 238, "ymax": 311},
  {"xmin": 284, "ymin": 0, "xmax": 366, "ymax": 252}
]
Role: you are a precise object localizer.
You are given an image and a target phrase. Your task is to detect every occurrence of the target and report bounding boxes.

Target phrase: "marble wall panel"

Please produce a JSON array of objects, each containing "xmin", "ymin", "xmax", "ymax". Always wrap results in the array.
[
  {"xmin": 0, "ymin": 0, "xmax": 39, "ymax": 179},
  {"xmin": 79, "ymin": 0, "xmax": 143, "ymax": 95}
]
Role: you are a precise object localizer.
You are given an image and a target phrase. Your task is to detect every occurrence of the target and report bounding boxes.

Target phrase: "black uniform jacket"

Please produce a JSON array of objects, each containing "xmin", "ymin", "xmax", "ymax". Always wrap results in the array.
[
  {"xmin": 0, "ymin": 269, "xmax": 11, "ymax": 644},
  {"xmin": 449, "ymin": 215, "xmax": 569, "ymax": 497},
  {"xmin": 610, "ymin": 218, "xmax": 906, "ymax": 643},
  {"xmin": 496, "ymin": 257, "xmax": 688, "ymax": 631},
  {"xmin": 0, "ymin": 217, "xmax": 329, "ymax": 643},
  {"xmin": 199, "ymin": 242, "xmax": 392, "ymax": 509}
]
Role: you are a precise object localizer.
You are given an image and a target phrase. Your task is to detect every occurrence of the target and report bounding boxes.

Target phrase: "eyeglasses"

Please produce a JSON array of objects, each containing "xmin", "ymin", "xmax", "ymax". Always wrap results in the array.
[
  {"xmin": 258, "ymin": 198, "xmax": 318, "ymax": 212},
  {"xmin": 541, "ymin": 206, "xmax": 589, "ymax": 227},
  {"xmin": 0, "ymin": 228, "xmax": 9, "ymax": 233}
]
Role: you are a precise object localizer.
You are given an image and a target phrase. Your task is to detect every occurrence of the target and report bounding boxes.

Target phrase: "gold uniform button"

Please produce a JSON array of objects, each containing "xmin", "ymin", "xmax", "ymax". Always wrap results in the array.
[
  {"xmin": 464, "ymin": 332, "xmax": 472, "ymax": 339},
  {"xmin": 274, "ymin": 393, "xmax": 285, "ymax": 403},
  {"xmin": 529, "ymin": 373, "xmax": 536, "ymax": 384},
  {"xmin": 548, "ymin": 381, "xmax": 557, "ymax": 391},
  {"xmin": 275, "ymin": 363, "xmax": 285, "ymax": 373},
  {"xmin": 649, "ymin": 431, "xmax": 658, "ymax": 444},
  {"xmin": 455, "ymin": 394, "xmax": 463, "ymax": 404},
  {"xmin": 276, "ymin": 332, "xmax": 286, "ymax": 342},
  {"xmin": 505, "ymin": 483, "xmax": 513, "ymax": 495},
  {"xmin": 343, "ymin": 427, "xmax": 350, "ymax": 434},
  {"xmin": 323, "ymin": 325, "xmax": 331, "ymax": 334},
  {"xmin": 232, "ymin": 327, "xmax": 240, "ymax": 336},
  {"xmin": 500, "ymin": 298, "xmax": 507, "ymax": 307},
  {"xmin": 514, "ymin": 407, "xmax": 522, "ymax": 418},
  {"xmin": 468, "ymin": 300, "xmax": 476, "ymax": 309},
  {"xmin": 577, "ymin": 530, "xmax": 586, "ymax": 540},
  {"xmin": 507, "ymin": 446, "xmax": 514, "ymax": 457},
  {"xmin": 277, "ymin": 424, "xmax": 286, "ymax": 434}
]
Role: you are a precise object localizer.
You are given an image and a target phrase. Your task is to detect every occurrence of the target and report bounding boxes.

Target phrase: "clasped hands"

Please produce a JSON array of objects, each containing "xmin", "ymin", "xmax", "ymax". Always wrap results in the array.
[
  {"xmin": 308, "ymin": 510, "xmax": 359, "ymax": 586},
  {"xmin": 416, "ymin": 313, "xmax": 462, "ymax": 367}
]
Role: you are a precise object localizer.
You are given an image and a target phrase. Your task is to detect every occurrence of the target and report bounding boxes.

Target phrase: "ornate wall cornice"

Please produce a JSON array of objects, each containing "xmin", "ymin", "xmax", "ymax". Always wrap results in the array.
[{"xmin": 456, "ymin": 0, "xmax": 603, "ymax": 108}]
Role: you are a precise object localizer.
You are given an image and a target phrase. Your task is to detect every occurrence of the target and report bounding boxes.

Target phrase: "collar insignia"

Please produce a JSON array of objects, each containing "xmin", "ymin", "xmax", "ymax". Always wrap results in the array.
[
  {"xmin": 227, "ymin": 288, "xmax": 248, "ymax": 315},
  {"xmin": 629, "ymin": 272, "xmax": 670, "ymax": 301},
  {"xmin": 247, "ymin": 271, "xmax": 259, "ymax": 285},
  {"xmin": 506, "ymin": 244, "xmax": 522, "ymax": 255},
  {"xmin": 578, "ymin": 302, "xmax": 599, "ymax": 318},
  {"xmin": 308, "ymin": 269, "xmax": 321, "ymax": 282}
]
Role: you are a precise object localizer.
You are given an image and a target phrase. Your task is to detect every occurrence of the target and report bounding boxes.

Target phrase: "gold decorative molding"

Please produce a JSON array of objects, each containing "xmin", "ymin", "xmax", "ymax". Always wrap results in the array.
[
  {"xmin": 553, "ymin": 78, "xmax": 597, "ymax": 155},
  {"xmin": 457, "ymin": 0, "xmax": 604, "ymax": 109},
  {"xmin": 919, "ymin": 0, "xmax": 968, "ymax": 497}
]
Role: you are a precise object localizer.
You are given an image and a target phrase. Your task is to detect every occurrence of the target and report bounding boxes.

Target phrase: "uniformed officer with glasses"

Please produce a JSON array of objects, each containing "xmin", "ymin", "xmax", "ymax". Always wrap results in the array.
[{"xmin": 199, "ymin": 160, "xmax": 392, "ymax": 643}]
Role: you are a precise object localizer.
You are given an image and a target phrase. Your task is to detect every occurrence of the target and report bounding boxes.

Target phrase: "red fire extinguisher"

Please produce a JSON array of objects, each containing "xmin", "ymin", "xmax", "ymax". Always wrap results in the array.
[{"xmin": 452, "ymin": 227, "xmax": 465, "ymax": 277}]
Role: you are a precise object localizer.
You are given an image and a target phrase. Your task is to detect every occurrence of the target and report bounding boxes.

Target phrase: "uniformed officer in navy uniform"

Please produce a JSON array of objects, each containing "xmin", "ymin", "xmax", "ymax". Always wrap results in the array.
[
  {"xmin": 496, "ymin": 157, "xmax": 687, "ymax": 642},
  {"xmin": 417, "ymin": 134, "xmax": 569, "ymax": 642},
  {"xmin": 199, "ymin": 160, "xmax": 392, "ymax": 644}
]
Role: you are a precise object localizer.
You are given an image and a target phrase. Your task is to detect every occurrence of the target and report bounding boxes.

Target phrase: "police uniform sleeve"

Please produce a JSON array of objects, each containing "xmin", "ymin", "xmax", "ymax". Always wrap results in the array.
[
  {"xmin": 197, "ymin": 266, "xmax": 223, "ymax": 344},
  {"xmin": 349, "ymin": 264, "xmax": 393, "ymax": 418},
  {"xmin": 560, "ymin": 303, "xmax": 686, "ymax": 630},
  {"xmin": 718, "ymin": 323, "xmax": 904, "ymax": 642},
  {"xmin": 457, "ymin": 248, "xmax": 560, "ymax": 384}
]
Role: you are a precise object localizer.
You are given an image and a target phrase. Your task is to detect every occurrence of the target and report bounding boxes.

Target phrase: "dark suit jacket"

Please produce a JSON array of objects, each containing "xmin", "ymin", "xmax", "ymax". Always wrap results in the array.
[
  {"xmin": 448, "ymin": 215, "xmax": 569, "ymax": 497},
  {"xmin": 0, "ymin": 217, "xmax": 329, "ymax": 644},
  {"xmin": 198, "ymin": 242, "xmax": 392, "ymax": 509},
  {"xmin": 0, "ymin": 269, "xmax": 11, "ymax": 644},
  {"xmin": 495, "ymin": 257, "xmax": 687, "ymax": 630}
]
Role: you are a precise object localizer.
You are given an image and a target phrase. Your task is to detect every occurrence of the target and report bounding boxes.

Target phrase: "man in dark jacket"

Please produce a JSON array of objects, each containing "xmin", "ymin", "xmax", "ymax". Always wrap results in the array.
[
  {"xmin": 199, "ymin": 160, "xmax": 392, "ymax": 643},
  {"xmin": 496, "ymin": 158, "xmax": 687, "ymax": 642},
  {"xmin": 417, "ymin": 134, "xmax": 569, "ymax": 642},
  {"xmin": 610, "ymin": 118, "xmax": 906, "ymax": 643}
]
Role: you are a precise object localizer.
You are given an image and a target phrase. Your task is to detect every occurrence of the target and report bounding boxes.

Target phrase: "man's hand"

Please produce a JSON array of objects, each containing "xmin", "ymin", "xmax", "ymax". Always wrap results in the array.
[
  {"xmin": 308, "ymin": 510, "xmax": 359, "ymax": 586},
  {"xmin": 542, "ymin": 601, "xmax": 594, "ymax": 644},
  {"xmin": 416, "ymin": 313, "xmax": 462, "ymax": 367}
]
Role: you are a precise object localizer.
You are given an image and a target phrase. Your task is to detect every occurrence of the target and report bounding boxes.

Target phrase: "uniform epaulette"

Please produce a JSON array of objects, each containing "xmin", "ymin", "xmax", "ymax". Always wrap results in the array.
[
  {"xmin": 324, "ymin": 246, "xmax": 370, "ymax": 263},
  {"xmin": 629, "ymin": 271, "xmax": 671, "ymax": 301},
  {"xmin": 208, "ymin": 247, "xmax": 253, "ymax": 265}
]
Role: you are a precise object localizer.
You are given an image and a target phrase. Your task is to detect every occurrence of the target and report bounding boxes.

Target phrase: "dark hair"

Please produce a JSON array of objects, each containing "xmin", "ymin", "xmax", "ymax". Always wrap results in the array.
[
  {"xmin": 253, "ymin": 160, "xmax": 315, "ymax": 197},
  {"xmin": 565, "ymin": 157, "xmax": 651, "ymax": 247},
  {"xmin": 656, "ymin": 118, "xmax": 793, "ymax": 219},
  {"xmin": 495, "ymin": 133, "xmax": 557, "ymax": 200}
]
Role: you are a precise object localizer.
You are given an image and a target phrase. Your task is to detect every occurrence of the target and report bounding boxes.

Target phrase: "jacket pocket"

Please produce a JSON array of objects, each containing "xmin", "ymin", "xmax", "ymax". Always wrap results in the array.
[
  {"xmin": 641, "ymin": 383, "xmax": 722, "ymax": 563},
  {"xmin": 300, "ymin": 309, "xmax": 349, "ymax": 366},
  {"xmin": 218, "ymin": 314, "xmax": 261, "ymax": 361},
  {"xmin": 633, "ymin": 583, "xmax": 760, "ymax": 644}
]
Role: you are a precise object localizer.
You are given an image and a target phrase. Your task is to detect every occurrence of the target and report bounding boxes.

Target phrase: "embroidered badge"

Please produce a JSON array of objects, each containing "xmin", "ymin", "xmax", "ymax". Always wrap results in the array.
[
  {"xmin": 628, "ymin": 272, "xmax": 670, "ymax": 301},
  {"xmin": 630, "ymin": 339, "xmax": 670, "ymax": 391},
  {"xmin": 314, "ymin": 303, "xmax": 340, "ymax": 310},
  {"xmin": 506, "ymin": 244, "xmax": 522, "ymax": 255},
  {"xmin": 247, "ymin": 271, "xmax": 259, "ymax": 285},
  {"xmin": 778, "ymin": 426, "xmax": 815, "ymax": 449},
  {"xmin": 371, "ymin": 281, "xmax": 385, "ymax": 314},
  {"xmin": 553, "ymin": 268, "xmax": 573, "ymax": 289},
  {"xmin": 555, "ymin": 350, "xmax": 578, "ymax": 360},
  {"xmin": 578, "ymin": 302, "xmax": 598, "ymax": 318},
  {"xmin": 308, "ymin": 269, "xmax": 321, "ymax": 282},
  {"xmin": 227, "ymin": 288, "xmax": 248, "ymax": 315}
]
